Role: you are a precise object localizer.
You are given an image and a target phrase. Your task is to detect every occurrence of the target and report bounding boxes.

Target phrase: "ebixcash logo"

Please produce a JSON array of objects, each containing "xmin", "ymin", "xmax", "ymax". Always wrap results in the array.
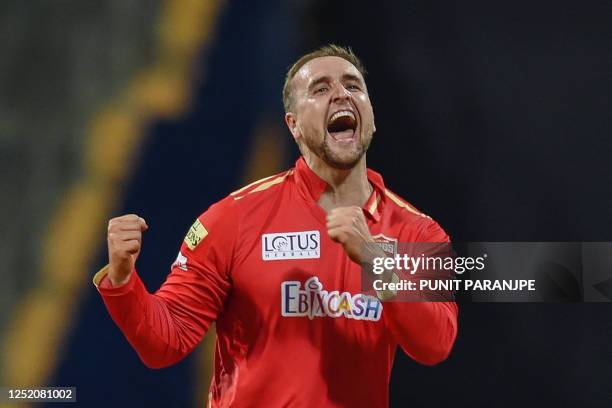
[
  {"xmin": 281, "ymin": 277, "xmax": 382, "ymax": 321},
  {"xmin": 262, "ymin": 230, "xmax": 320, "ymax": 260}
]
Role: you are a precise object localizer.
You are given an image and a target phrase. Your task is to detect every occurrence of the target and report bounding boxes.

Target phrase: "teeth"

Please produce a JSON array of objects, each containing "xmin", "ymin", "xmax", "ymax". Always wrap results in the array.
[{"xmin": 329, "ymin": 110, "xmax": 355, "ymax": 123}]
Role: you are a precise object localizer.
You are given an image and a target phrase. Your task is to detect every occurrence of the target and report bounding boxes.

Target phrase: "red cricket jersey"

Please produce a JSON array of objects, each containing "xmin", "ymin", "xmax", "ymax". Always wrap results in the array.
[{"xmin": 94, "ymin": 157, "xmax": 458, "ymax": 407}]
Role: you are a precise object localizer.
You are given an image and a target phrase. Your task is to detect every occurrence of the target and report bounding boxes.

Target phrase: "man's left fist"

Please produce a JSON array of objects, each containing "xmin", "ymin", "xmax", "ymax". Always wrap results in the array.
[{"xmin": 326, "ymin": 206, "xmax": 374, "ymax": 264}]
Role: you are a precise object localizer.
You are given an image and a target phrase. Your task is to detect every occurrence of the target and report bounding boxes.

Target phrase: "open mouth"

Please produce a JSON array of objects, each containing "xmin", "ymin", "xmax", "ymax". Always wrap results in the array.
[{"xmin": 327, "ymin": 110, "xmax": 357, "ymax": 142}]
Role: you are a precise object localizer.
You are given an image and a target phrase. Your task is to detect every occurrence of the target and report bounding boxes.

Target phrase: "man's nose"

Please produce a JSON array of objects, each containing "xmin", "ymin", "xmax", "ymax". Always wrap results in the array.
[{"xmin": 331, "ymin": 83, "xmax": 351, "ymax": 103}]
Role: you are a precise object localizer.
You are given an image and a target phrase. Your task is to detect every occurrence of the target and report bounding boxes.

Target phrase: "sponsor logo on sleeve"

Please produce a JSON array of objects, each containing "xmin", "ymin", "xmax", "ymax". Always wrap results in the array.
[
  {"xmin": 281, "ymin": 276, "xmax": 382, "ymax": 321},
  {"xmin": 262, "ymin": 230, "xmax": 320, "ymax": 261},
  {"xmin": 184, "ymin": 219, "xmax": 208, "ymax": 250},
  {"xmin": 172, "ymin": 251, "xmax": 188, "ymax": 271}
]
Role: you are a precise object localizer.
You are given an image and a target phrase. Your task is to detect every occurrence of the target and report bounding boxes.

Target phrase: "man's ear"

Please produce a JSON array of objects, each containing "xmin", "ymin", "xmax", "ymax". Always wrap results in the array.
[{"xmin": 285, "ymin": 112, "xmax": 300, "ymax": 141}]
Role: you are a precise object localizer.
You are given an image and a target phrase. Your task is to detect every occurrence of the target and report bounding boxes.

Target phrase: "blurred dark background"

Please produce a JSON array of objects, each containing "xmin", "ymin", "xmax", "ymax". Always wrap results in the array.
[{"xmin": 1, "ymin": 0, "xmax": 611, "ymax": 406}]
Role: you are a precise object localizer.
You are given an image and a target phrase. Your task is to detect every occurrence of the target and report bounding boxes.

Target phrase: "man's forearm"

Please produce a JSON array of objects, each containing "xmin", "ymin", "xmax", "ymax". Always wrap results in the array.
[
  {"xmin": 95, "ymin": 266, "xmax": 207, "ymax": 369},
  {"xmin": 385, "ymin": 300, "xmax": 458, "ymax": 366}
]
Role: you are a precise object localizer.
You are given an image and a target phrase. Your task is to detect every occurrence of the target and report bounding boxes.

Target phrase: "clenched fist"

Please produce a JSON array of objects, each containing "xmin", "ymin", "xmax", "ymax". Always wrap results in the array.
[
  {"xmin": 107, "ymin": 214, "xmax": 148, "ymax": 286},
  {"xmin": 326, "ymin": 206, "xmax": 384, "ymax": 265}
]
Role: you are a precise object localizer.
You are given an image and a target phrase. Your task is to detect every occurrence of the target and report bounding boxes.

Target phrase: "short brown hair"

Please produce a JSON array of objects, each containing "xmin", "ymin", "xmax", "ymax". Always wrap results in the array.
[{"xmin": 282, "ymin": 44, "xmax": 367, "ymax": 113}]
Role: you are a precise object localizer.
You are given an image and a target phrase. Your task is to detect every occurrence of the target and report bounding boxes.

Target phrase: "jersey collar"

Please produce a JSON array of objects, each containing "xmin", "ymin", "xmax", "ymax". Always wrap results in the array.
[{"xmin": 293, "ymin": 157, "xmax": 385, "ymax": 222}]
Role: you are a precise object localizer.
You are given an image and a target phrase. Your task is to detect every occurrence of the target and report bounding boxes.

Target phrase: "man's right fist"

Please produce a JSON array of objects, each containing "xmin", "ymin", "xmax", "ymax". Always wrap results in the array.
[{"xmin": 107, "ymin": 214, "xmax": 148, "ymax": 286}]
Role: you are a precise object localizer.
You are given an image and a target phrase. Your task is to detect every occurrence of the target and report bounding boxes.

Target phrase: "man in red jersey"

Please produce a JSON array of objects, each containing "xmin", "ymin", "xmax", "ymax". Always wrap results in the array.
[{"xmin": 94, "ymin": 45, "xmax": 457, "ymax": 407}]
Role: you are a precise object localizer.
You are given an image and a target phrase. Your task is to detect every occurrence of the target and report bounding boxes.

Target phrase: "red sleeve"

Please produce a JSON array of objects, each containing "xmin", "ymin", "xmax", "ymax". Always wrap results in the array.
[
  {"xmin": 94, "ymin": 196, "xmax": 239, "ymax": 369},
  {"xmin": 383, "ymin": 218, "xmax": 459, "ymax": 366}
]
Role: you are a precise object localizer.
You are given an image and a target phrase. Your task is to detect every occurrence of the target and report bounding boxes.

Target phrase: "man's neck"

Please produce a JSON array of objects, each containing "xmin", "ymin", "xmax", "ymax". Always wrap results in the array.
[{"xmin": 304, "ymin": 155, "xmax": 372, "ymax": 212}]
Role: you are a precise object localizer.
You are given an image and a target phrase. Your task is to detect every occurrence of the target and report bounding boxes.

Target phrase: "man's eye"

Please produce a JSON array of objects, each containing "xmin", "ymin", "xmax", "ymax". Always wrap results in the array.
[
  {"xmin": 347, "ymin": 84, "xmax": 360, "ymax": 91},
  {"xmin": 315, "ymin": 87, "xmax": 328, "ymax": 94}
]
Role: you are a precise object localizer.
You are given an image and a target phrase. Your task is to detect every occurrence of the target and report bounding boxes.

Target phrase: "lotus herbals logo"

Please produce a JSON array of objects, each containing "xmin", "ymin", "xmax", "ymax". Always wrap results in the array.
[{"xmin": 262, "ymin": 230, "xmax": 320, "ymax": 260}]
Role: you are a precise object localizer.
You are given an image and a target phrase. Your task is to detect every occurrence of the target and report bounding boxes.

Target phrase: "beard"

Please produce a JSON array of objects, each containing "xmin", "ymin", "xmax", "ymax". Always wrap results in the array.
[{"xmin": 302, "ymin": 125, "xmax": 374, "ymax": 170}]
